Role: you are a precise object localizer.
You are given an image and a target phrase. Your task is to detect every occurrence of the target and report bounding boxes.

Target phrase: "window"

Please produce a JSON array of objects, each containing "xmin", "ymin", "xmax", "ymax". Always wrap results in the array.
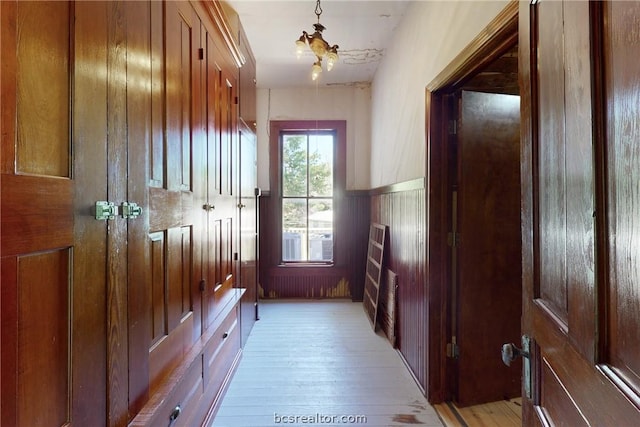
[
  {"xmin": 269, "ymin": 120, "xmax": 346, "ymax": 266},
  {"xmin": 281, "ymin": 130, "xmax": 335, "ymax": 262}
]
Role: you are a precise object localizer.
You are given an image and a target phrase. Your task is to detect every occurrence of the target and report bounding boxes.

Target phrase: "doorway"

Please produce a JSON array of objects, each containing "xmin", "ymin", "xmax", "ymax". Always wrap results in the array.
[
  {"xmin": 425, "ymin": 2, "xmax": 521, "ymax": 407},
  {"xmin": 450, "ymin": 87, "xmax": 521, "ymax": 406}
]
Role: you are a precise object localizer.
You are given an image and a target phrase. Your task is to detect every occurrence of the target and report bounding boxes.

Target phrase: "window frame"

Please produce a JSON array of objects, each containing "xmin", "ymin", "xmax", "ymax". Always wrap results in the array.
[{"xmin": 269, "ymin": 120, "xmax": 346, "ymax": 266}]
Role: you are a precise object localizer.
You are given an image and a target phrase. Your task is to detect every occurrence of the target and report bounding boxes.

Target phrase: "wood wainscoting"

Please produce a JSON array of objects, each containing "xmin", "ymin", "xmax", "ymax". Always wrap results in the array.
[
  {"xmin": 370, "ymin": 178, "xmax": 428, "ymax": 393},
  {"xmin": 258, "ymin": 190, "xmax": 370, "ymax": 301}
]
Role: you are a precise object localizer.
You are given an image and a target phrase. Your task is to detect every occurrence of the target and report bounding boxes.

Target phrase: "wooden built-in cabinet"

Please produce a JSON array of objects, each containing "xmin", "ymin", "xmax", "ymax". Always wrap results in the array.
[
  {"xmin": 0, "ymin": 1, "xmax": 257, "ymax": 426},
  {"xmin": 218, "ymin": 0, "xmax": 260, "ymax": 348},
  {"xmin": 238, "ymin": 26, "xmax": 257, "ymax": 134}
]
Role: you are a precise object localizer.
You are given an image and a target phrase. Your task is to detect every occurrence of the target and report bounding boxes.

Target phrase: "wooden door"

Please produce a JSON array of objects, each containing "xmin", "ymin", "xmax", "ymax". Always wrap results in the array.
[
  {"xmin": 218, "ymin": 64, "xmax": 238, "ymax": 296},
  {"xmin": 203, "ymin": 29, "xmax": 221, "ymax": 328},
  {"xmin": 203, "ymin": 31, "xmax": 238, "ymax": 327},
  {"xmin": 239, "ymin": 126, "xmax": 258, "ymax": 345},
  {"xmin": 144, "ymin": 0, "xmax": 203, "ymax": 395},
  {"xmin": 454, "ymin": 90, "xmax": 522, "ymax": 406},
  {"xmin": 521, "ymin": 1, "xmax": 640, "ymax": 424},
  {"xmin": 1, "ymin": 2, "xmax": 109, "ymax": 425}
]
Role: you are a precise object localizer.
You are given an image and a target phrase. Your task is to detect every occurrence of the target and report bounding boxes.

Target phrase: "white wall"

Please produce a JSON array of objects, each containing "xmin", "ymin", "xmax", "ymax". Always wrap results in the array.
[
  {"xmin": 370, "ymin": 0, "xmax": 509, "ymax": 188},
  {"xmin": 256, "ymin": 85, "xmax": 371, "ymax": 191}
]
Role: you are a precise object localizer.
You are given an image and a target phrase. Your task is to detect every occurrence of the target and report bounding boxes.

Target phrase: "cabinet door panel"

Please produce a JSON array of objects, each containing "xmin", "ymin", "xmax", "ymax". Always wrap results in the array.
[
  {"xmin": 146, "ymin": 0, "xmax": 201, "ymax": 391},
  {"xmin": 203, "ymin": 30, "xmax": 238, "ymax": 326},
  {"xmin": 1, "ymin": 2, "xmax": 109, "ymax": 426}
]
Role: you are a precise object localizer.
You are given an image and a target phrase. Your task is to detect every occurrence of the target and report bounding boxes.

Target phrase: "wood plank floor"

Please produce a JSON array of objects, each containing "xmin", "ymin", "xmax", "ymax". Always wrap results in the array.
[
  {"xmin": 211, "ymin": 299, "xmax": 444, "ymax": 427},
  {"xmin": 433, "ymin": 399, "xmax": 522, "ymax": 427}
]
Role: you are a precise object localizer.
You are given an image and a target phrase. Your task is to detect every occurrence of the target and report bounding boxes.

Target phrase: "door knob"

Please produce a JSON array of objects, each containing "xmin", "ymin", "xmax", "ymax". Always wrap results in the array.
[{"xmin": 501, "ymin": 342, "xmax": 529, "ymax": 366}]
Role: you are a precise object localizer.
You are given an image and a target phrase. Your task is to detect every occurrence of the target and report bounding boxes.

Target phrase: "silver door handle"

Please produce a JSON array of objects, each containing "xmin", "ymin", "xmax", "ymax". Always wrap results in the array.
[{"xmin": 501, "ymin": 342, "xmax": 529, "ymax": 366}]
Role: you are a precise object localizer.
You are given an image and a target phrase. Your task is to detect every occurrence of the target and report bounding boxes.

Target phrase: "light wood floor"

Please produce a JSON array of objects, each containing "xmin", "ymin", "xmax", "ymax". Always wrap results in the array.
[
  {"xmin": 433, "ymin": 399, "xmax": 522, "ymax": 427},
  {"xmin": 211, "ymin": 299, "xmax": 444, "ymax": 427}
]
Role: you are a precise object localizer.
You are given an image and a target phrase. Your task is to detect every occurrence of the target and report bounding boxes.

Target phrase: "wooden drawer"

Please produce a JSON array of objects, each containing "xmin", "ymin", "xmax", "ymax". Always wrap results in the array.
[
  {"xmin": 129, "ymin": 291, "xmax": 244, "ymax": 427},
  {"xmin": 129, "ymin": 357, "xmax": 203, "ymax": 427},
  {"xmin": 204, "ymin": 305, "xmax": 241, "ymax": 393}
]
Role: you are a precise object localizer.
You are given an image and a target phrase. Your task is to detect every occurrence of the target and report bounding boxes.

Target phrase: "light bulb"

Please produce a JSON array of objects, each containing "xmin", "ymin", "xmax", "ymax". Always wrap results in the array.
[
  {"xmin": 295, "ymin": 37, "xmax": 306, "ymax": 59},
  {"xmin": 326, "ymin": 51, "xmax": 338, "ymax": 71},
  {"xmin": 311, "ymin": 62, "xmax": 322, "ymax": 81}
]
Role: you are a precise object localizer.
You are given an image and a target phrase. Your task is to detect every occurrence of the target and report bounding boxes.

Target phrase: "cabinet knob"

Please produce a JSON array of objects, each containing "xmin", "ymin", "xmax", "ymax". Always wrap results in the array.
[
  {"xmin": 169, "ymin": 405, "xmax": 181, "ymax": 425},
  {"xmin": 203, "ymin": 203, "xmax": 215, "ymax": 211}
]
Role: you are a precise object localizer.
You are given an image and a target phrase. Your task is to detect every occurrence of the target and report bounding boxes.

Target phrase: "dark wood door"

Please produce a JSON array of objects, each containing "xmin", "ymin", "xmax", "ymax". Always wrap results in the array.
[
  {"xmin": 1, "ymin": 2, "xmax": 109, "ymax": 425},
  {"xmin": 203, "ymin": 29, "xmax": 238, "ymax": 328},
  {"xmin": 455, "ymin": 90, "xmax": 521, "ymax": 406},
  {"xmin": 521, "ymin": 1, "xmax": 640, "ymax": 424},
  {"xmin": 144, "ymin": 0, "xmax": 203, "ymax": 394}
]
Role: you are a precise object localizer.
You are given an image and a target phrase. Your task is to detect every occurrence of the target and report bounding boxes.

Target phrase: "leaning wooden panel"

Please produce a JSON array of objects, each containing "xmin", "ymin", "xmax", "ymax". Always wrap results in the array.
[
  {"xmin": 379, "ymin": 269, "xmax": 398, "ymax": 347},
  {"xmin": 362, "ymin": 223, "xmax": 386, "ymax": 330}
]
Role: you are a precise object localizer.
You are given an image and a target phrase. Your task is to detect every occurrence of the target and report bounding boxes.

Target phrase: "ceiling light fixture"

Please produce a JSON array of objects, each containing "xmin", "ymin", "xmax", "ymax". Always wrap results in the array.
[{"xmin": 295, "ymin": 0, "xmax": 339, "ymax": 81}]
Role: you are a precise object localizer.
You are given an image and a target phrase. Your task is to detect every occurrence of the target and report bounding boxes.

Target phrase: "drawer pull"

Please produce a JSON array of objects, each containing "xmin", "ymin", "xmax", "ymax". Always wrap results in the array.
[
  {"xmin": 169, "ymin": 405, "xmax": 181, "ymax": 425},
  {"xmin": 222, "ymin": 331, "xmax": 229, "ymax": 339}
]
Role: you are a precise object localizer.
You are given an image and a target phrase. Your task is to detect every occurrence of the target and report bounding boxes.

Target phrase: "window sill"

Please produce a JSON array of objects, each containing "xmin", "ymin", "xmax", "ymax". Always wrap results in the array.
[{"xmin": 278, "ymin": 262, "xmax": 334, "ymax": 267}]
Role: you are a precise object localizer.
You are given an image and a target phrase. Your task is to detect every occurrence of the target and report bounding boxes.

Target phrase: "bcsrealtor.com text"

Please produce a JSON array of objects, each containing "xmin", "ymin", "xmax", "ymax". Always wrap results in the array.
[{"xmin": 273, "ymin": 413, "xmax": 367, "ymax": 424}]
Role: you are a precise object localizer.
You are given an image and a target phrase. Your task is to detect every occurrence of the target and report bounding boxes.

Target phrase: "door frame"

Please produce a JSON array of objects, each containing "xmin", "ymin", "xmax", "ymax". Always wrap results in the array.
[{"xmin": 424, "ymin": 1, "xmax": 518, "ymax": 403}]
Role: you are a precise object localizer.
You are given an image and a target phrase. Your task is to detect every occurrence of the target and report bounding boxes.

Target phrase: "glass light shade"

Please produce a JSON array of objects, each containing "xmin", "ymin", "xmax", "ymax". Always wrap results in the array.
[
  {"xmin": 326, "ymin": 51, "xmax": 338, "ymax": 71},
  {"xmin": 311, "ymin": 62, "xmax": 322, "ymax": 81},
  {"xmin": 295, "ymin": 37, "xmax": 306, "ymax": 59}
]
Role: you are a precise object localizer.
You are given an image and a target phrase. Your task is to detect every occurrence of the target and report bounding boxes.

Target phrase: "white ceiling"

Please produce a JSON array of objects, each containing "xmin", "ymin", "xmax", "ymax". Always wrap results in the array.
[{"xmin": 225, "ymin": 0, "xmax": 411, "ymax": 88}]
